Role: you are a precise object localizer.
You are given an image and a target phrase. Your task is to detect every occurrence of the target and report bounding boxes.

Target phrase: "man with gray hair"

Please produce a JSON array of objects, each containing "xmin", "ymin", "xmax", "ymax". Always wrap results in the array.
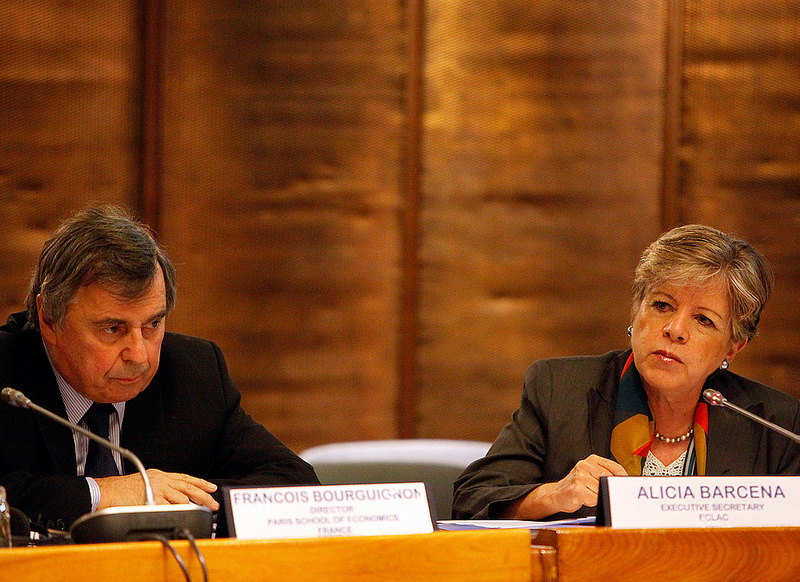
[{"xmin": 0, "ymin": 204, "xmax": 318, "ymax": 531}]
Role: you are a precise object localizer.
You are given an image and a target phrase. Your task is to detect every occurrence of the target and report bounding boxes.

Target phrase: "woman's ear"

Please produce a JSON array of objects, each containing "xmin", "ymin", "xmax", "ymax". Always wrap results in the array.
[{"xmin": 725, "ymin": 337, "xmax": 748, "ymax": 364}]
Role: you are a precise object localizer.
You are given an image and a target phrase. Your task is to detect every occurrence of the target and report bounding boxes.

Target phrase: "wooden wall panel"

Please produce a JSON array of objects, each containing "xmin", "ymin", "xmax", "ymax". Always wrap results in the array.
[
  {"xmin": 680, "ymin": 1, "xmax": 800, "ymax": 399},
  {"xmin": 3, "ymin": 0, "xmax": 800, "ymax": 452},
  {"xmin": 0, "ymin": 1, "xmax": 140, "ymax": 317},
  {"xmin": 416, "ymin": 1, "xmax": 665, "ymax": 439},
  {"xmin": 158, "ymin": 1, "xmax": 406, "ymax": 451}
]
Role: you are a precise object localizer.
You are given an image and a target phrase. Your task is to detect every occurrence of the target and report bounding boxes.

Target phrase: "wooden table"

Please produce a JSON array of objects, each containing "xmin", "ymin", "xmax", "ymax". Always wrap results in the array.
[
  {"xmin": 0, "ymin": 529, "xmax": 534, "ymax": 582},
  {"xmin": 4, "ymin": 526, "xmax": 800, "ymax": 581},
  {"xmin": 531, "ymin": 526, "xmax": 800, "ymax": 582}
]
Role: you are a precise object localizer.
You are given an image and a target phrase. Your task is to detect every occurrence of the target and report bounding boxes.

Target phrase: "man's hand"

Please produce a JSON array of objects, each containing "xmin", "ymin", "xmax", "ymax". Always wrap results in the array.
[{"xmin": 96, "ymin": 469, "xmax": 220, "ymax": 511}]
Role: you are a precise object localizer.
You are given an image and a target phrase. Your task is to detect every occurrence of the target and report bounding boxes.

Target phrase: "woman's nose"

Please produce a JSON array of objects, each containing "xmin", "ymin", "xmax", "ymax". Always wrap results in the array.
[{"xmin": 663, "ymin": 314, "xmax": 688, "ymax": 342}]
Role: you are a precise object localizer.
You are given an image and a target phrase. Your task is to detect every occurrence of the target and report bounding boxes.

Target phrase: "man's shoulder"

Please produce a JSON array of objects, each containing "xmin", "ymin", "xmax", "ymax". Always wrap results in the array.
[
  {"xmin": 149, "ymin": 333, "xmax": 227, "ymax": 397},
  {"xmin": 162, "ymin": 331, "xmax": 216, "ymax": 351},
  {"xmin": 0, "ymin": 311, "xmax": 31, "ymax": 334},
  {"xmin": 0, "ymin": 312, "xmax": 43, "ymax": 373},
  {"xmin": 0, "ymin": 311, "xmax": 35, "ymax": 345},
  {"xmin": 159, "ymin": 331, "xmax": 221, "ymax": 365}
]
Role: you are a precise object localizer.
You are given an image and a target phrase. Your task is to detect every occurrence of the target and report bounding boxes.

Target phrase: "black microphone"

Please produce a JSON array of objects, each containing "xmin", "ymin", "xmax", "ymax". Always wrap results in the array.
[
  {"xmin": 1, "ymin": 387, "xmax": 212, "ymax": 543},
  {"xmin": 703, "ymin": 388, "xmax": 800, "ymax": 444}
]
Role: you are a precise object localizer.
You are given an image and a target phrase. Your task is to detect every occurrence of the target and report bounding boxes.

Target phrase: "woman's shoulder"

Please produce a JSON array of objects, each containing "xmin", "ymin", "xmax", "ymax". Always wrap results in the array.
[
  {"xmin": 716, "ymin": 370, "xmax": 800, "ymax": 412},
  {"xmin": 524, "ymin": 349, "xmax": 629, "ymax": 377}
]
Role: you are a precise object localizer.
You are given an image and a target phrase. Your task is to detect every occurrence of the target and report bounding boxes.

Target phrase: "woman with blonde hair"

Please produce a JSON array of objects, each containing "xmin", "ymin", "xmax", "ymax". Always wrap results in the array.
[{"xmin": 453, "ymin": 224, "xmax": 800, "ymax": 521}]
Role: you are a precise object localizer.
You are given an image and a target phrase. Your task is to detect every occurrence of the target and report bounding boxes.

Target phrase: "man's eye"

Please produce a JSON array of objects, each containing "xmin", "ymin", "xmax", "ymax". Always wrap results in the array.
[{"xmin": 102, "ymin": 325, "xmax": 120, "ymax": 335}]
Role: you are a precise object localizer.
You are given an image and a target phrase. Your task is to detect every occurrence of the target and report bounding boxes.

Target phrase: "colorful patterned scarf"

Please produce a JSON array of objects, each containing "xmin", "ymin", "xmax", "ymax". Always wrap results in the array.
[{"xmin": 609, "ymin": 353, "xmax": 708, "ymax": 476}]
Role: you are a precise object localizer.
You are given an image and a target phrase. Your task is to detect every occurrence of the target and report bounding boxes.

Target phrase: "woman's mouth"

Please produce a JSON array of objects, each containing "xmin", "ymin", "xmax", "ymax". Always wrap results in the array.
[{"xmin": 654, "ymin": 350, "xmax": 683, "ymax": 364}]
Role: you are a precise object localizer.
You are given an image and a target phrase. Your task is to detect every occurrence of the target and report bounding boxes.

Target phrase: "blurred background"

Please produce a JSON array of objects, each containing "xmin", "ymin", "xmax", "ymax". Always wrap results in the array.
[{"xmin": 1, "ymin": 1, "xmax": 799, "ymax": 453}]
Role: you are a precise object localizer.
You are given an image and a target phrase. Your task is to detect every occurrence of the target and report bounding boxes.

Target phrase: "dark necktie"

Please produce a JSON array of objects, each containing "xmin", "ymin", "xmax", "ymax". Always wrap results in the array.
[{"xmin": 82, "ymin": 403, "xmax": 120, "ymax": 477}]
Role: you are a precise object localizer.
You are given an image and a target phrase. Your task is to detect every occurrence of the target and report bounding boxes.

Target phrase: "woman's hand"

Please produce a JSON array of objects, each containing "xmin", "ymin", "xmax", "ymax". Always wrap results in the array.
[{"xmin": 502, "ymin": 454, "xmax": 627, "ymax": 520}]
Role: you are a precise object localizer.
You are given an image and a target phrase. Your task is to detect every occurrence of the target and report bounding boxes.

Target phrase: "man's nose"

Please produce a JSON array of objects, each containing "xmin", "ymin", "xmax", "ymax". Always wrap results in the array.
[{"xmin": 122, "ymin": 329, "xmax": 148, "ymax": 363}]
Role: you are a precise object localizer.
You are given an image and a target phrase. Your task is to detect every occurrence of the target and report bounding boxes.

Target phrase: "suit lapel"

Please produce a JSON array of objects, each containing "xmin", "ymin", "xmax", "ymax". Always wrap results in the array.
[
  {"xmin": 120, "ymin": 374, "xmax": 165, "ymax": 472},
  {"xmin": 588, "ymin": 351, "xmax": 630, "ymax": 458},
  {"xmin": 15, "ymin": 329, "xmax": 78, "ymax": 475}
]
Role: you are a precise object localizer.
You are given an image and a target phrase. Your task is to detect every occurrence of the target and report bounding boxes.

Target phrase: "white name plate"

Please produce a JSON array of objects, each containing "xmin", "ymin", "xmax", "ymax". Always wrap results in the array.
[
  {"xmin": 599, "ymin": 475, "xmax": 800, "ymax": 528},
  {"xmin": 225, "ymin": 482, "xmax": 435, "ymax": 539}
]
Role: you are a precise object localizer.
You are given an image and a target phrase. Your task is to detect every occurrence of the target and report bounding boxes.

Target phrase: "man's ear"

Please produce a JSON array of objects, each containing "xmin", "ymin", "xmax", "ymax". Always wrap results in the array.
[{"xmin": 36, "ymin": 294, "xmax": 57, "ymax": 342}]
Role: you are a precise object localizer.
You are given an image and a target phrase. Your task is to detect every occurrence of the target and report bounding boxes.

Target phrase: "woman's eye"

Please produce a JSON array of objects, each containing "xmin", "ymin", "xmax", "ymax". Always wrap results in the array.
[
  {"xmin": 697, "ymin": 315, "xmax": 715, "ymax": 327},
  {"xmin": 652, "ymin": 300, "xmax": 671, "ymax": 310}
]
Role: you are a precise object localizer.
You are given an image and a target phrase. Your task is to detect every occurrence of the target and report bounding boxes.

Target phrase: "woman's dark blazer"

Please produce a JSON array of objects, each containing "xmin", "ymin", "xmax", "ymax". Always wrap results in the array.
[
  {"xmin": 452, "ymin": 350, "xmax": 800, "ymax": 520},
  {"xmin": 0, "ymin": 312, "xmax": 319, "ymax": 529}
]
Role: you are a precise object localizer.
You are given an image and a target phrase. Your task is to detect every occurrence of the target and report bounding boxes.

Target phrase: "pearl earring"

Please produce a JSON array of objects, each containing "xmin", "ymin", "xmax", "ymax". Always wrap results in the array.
[
  {"xmin": 627, "ymin": 326, "xmax": 633, "ymax": 337},
  {"xmin": 720, "ymin": 360, "xmax": 729, "ymax": 370}
]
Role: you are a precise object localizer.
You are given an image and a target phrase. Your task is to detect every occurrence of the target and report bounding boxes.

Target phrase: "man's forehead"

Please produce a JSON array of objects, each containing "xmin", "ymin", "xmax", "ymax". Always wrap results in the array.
[
  {"xmin": 89, "ymin": 309, "xmax": 167, "ymax": 325},
  {"xmin": 72, "ymin": 279, "xmax": 167, "ymax": 322}
]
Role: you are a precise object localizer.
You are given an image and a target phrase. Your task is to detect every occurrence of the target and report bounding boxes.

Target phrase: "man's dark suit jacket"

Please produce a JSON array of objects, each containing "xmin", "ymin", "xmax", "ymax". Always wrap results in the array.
[
  {"xmin": 0, "ymin": 312, "xmax": 319, "ymax": 530},
  {"xmin": 453, "ymin": 350, "xmax": 800, "ymax": 520}
]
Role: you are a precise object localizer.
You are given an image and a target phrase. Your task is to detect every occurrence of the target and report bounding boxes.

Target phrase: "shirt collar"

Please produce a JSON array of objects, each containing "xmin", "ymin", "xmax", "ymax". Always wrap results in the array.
[{"xmin": 41, "ymin": 339, "xmax": 125, "ymax": 425}]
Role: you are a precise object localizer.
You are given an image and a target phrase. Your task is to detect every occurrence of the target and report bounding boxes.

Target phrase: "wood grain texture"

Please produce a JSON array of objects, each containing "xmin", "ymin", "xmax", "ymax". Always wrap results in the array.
[
  {"xmin": 157, "ymin": 1, "xmax": 406, "ymax": 450},
  {"xmin": 416, "ymin": 1, "xmax": 664, "ymax": 439},
  {"xmin": 0, "ymin": 530, "xmax": 533, "ymax": 582},
  {"xmin": 680, "ymin": 1, "xmax": 800, "ymax": 400},
  {"xmin": 2, "ymin": 1, "xmax": 800, "ymax": 453},
  {"xmin": 0, "ymin": 1, "xmax": 139, "ymax": 318},
  {"xmin": 533, "ymin": 526, "xmax": 800, "ymax": 582}
]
